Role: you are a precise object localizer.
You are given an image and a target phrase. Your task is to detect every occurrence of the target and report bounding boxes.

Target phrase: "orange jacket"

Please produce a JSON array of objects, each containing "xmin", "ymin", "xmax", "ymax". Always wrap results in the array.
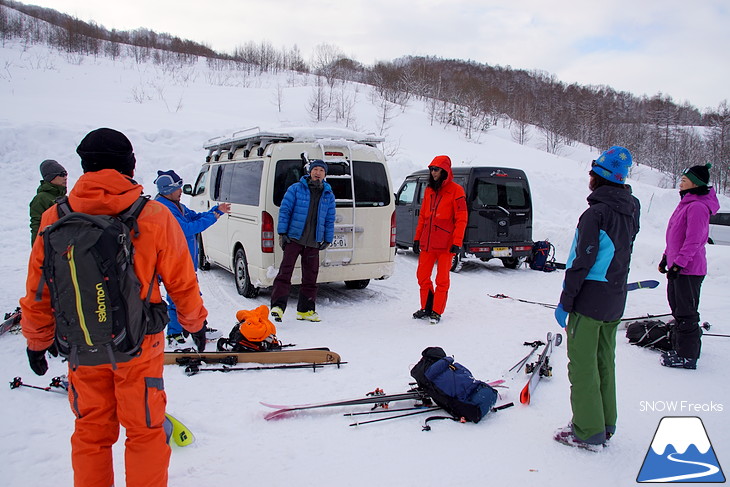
[
  {"xmin": 414, "ymin": 156, "xmax": 468, "ymax": 252},
  {"xmin": 20, "ymin": 169, "xmax": 207, "ymax": 352}
]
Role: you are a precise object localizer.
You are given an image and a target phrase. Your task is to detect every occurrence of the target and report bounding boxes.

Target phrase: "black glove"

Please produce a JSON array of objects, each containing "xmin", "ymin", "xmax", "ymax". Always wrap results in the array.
[
  {"xmin": 318, "ymin": 241, "xmax": 330, "ymax": 250},
  {"xmin": 412, "ymin": 240, "xmax": 420, "ymax": 253},
  {"xmin": 279, "ymin": 234, "xmax": 291, "ymax": 250},
  {"xmin": 192, "ymin": 325, "xmax": 207, "ymax": 352},
  {"xmin": 658, "ymin": 254, "xmax": 668, "ymax": 274},
  {"xmin": 27, "ymin": 346, "xmax": 55, "ymax": 376},
  {"xmin": 450, "ymin": 245, "xmax": 460, "ymax": 254},
  {"xmin": 667, "ymin": 264, "xmax": 682, "ymax": 280}
]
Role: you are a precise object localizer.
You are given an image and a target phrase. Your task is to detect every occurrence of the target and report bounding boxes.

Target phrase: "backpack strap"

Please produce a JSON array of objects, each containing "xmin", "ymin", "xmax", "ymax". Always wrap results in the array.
[{"xmin": 119, "ymin": 195, "xmax": 150, "ymax": 238}]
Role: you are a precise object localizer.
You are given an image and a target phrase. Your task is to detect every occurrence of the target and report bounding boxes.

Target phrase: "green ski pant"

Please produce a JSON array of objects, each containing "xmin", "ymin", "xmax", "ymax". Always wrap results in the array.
[{"xmin": 567, "ymin": 311, "xmax": 620, "ymax": 444}]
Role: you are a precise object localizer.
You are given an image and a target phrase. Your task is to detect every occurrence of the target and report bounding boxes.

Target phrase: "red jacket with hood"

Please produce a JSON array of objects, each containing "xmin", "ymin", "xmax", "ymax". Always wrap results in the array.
[{"xmin": 414, "ymin": 156, "xmax": 468, "ymax": 252}]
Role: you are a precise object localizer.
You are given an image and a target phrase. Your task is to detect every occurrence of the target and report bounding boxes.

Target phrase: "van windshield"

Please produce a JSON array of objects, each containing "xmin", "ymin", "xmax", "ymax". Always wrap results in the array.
[
  {"xmin": 274, "ymin": 160, "xmax": 391, "ymax": 207},
  {"xmin": 472, "ymin": 178, "xmax": 530, "ymax": 210}
]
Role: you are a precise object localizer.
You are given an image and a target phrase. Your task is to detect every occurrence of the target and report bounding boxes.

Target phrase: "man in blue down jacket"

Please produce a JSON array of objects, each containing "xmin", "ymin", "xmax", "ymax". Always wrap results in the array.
[
  {"xmin": 553, "ymin": 146, "xmax": 640, "ymax": 451},
  {"xmin": 270, "ymin": 160, "xmax": 336, "ymax": 323},
  {"xmin": 154, "ymin": 170, "xmax": 230, "ymax": 345}
]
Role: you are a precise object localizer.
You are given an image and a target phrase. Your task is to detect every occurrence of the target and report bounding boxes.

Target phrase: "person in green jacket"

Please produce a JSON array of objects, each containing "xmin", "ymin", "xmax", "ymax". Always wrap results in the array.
[{"xmin": 29, "ymin": 159, "xmax": 68, "ymax": 245}]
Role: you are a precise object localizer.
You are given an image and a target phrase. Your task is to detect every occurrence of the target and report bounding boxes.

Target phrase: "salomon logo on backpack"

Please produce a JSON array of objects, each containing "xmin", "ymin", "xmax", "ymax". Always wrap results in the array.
[
  {"xmin": 529, "ymin": 240, "xmax": 556, "ymax": 272},
  {"xmin": 410, "ymin": 347, "xmax": 498, "ymax": 423},
  {"xmin": 36, "ymin": 196, "xmax": 168, "ymax": 369}
]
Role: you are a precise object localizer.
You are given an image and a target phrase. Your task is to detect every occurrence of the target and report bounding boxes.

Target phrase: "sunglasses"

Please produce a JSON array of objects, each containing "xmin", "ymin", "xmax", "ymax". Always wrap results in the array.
[{"xmin": 429, "ymin": 167, "xmax": 442, "ymax": 172}]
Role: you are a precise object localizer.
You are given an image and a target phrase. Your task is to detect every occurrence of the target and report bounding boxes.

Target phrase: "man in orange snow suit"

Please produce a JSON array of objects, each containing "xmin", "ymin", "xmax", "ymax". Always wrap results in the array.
[
  {"xmin": 20, "ymin": 128, "xmax": 208, "ymax": 487},
  {"xmin": 412, "ymin": 155, "xmax": 467, "ymax": 324}
]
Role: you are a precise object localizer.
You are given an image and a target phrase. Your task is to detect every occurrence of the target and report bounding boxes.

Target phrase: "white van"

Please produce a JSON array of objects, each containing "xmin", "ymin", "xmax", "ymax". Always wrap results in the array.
[{"xmin": 186, "ymin": 127, "xmax": 396, "ymax": 297}]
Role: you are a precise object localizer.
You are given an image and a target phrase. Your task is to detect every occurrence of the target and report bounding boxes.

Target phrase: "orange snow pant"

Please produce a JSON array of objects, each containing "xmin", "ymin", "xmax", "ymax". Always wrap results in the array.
[
  {"xmin": 416, "ymin": 250, "xmax": 454, "ymax": 315},
  {"xmin": 66, "ymin": 334, "xmax": 170, "ymax": 487}
]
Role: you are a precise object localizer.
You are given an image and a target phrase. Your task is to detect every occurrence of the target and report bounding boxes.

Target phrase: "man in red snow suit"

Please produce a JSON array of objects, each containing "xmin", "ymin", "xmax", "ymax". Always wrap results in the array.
[
  {"xmin": 20, "ymin": 128, "xmax": 208, "ymax": 487},
  {"xmin": 412, "ymin": 155, "xmax": 468, "ymax": 324}
]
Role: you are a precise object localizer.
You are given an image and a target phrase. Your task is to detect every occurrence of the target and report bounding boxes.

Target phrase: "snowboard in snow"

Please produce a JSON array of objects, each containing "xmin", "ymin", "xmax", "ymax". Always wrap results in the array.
[
  {"xmin": 164, "ymin": 348, "xmax": 341, "ymax": 366},
  {"xmin": 519, "ymin": 332, "xmax": 562, "ymax": 405}
]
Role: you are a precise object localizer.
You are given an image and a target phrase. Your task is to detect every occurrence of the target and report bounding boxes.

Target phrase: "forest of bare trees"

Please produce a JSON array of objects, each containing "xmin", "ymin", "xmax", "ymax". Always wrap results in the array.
[{"xmin": 1, "ymin": 0, "xmax": 728, "ymax": 193}]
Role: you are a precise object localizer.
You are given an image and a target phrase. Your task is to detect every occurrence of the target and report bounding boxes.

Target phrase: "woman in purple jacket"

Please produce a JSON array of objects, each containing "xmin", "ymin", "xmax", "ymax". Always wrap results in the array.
[{"xmin": 659, "ymin": 163, "xmax": 719, "ymax": 369}]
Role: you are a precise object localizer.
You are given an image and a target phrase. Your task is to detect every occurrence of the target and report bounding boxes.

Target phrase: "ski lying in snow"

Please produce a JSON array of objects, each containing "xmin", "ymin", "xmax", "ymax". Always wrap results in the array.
[
  {"xmin": 262, "ymin": 388, "xmax": 431, "ymax": 420},
  {"xmin": 183, "ymin": 361, "xmax": 345, "ymax": 375},
  {"xmin": 164, "ymin": 413, "xmax": 194, "ymax": 447},
  {"xmin": 625, "ymin": 280, "xmax": 659, "ymax": 291},
  {"xmin": 164, "ymin": 348, "xmax": 341, "ymax": 366},
  {"xmin": 1, "ymin": 307, "xmax": 21, "ymax": 337},
  {"xmin": 519, "ymin": 332, "xmax": 562, "ymax": 405}
]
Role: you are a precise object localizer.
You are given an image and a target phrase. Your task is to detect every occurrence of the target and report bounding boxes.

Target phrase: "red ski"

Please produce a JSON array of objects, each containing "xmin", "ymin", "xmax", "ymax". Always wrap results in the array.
[{"xmin": 519, "ymin": 332, "xmax": 562, "ymax": 405}]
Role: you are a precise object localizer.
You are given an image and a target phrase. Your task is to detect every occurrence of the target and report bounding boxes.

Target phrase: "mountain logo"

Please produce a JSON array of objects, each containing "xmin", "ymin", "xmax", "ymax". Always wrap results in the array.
[{"xmin": 637, "ymin": 416, "xmax": 725, "ymax": 483}]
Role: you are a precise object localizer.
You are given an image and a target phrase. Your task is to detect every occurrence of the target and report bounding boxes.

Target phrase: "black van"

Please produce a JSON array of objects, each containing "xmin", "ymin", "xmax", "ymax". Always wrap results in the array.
[{"xmin": 395, "ymin": 166, "xmax": 533, "ymax": 270}]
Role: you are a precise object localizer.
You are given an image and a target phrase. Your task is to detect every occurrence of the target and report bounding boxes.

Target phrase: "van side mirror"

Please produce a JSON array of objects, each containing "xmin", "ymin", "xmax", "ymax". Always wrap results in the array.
[{"xmin": 182, "ymin": 184, "xmax": 193, "ymax": 195}]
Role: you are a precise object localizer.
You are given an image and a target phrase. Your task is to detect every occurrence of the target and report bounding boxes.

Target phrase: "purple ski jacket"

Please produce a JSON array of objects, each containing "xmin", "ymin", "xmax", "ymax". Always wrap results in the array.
[{"xmin": 664, "ymin": 187, "xmax": 720, "ymax": 276}]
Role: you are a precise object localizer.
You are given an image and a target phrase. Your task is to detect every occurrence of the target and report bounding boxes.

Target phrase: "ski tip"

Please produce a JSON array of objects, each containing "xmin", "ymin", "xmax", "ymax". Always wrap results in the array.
[
  {"xmin": 164, "ymin": 413, "xmax": 195, "ymax": 447},
  {"xmin": 519, "ymin": 387, "xmax": 530, "ymax": 405}
]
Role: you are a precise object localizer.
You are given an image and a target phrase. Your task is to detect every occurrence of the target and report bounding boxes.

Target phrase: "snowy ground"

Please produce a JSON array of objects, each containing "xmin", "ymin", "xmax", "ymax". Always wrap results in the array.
[{"xmin": 1, "ymin": 36, "xmax": 729, "ymax": 487}]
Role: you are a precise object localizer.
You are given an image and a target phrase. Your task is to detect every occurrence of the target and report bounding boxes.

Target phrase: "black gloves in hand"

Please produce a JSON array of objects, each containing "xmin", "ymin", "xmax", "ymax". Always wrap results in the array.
[
  {"xmin": 27, "ymin": 344, "xmax": 57, "ymax": 376},
  {"xmin": 450, "ymin": 245, "xmax": 460, "ymax": 254},
  {"xmin": 658, "ymin": 254, "xmax": 668, "ymax": 274},
  {"xmin": 667, "ymin": 264, "xmax": 682, "ymax": 280},
  {"xmin": 412, "ymin": 240, "xmax": 420, "ymax": 254},
  {"xmin": 192, "ymin": 325, "xmax": 207, "ymax": 352},
  {"xmin": 279, "ymin": 234, "xmax": 291, "ymax": 250},
  {"xmin": 318, "ymin": 241, "xmax": 330, "ymax": 250}
]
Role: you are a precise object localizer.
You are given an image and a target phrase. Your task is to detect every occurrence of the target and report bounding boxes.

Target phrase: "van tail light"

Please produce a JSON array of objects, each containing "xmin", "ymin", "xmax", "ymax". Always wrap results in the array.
[
  {"xmin": 262, "ymin": 211, "xmax": 274, "ymax": 253},
  {"xmin": 390, "ymin": 211, "xmax": 396, "ymax": 247}
]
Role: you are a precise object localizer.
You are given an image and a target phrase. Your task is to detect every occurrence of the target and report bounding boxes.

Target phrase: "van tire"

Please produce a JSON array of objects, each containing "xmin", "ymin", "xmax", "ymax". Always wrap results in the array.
[
  {"xmin": 234, "ymin": 248, "xmax": 259, "ymax": 298},
  {"xmin": 450, "ymin": 253, "xmax": 463, "ymax": 273},
  {"xmin": 198, "ymin": 236, "xmax": 211, "ymax": 271},
  {"xmin": 345, "ymin": 279, "xmax": 370, "ymax": 290}
]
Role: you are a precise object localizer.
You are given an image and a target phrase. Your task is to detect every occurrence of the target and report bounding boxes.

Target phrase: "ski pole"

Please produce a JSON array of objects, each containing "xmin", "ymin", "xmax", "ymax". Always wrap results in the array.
[
  {"xmin": 509, "ymin": 340, "xmax": 545, "ymax": 372},
  {"xmin": 9, "ymin": 376, "xmax": 67, "ymax": 395},
  {"xmin": 620, "ymin": 312, "xmax": 673, "ymax": 322},
  {"xmin": 344, "ymin": 405, "xmax": 439, "ymax": 417},
  {"xmin": 349, "ymin": 407, "xmax": 442, "ymax": 426}
]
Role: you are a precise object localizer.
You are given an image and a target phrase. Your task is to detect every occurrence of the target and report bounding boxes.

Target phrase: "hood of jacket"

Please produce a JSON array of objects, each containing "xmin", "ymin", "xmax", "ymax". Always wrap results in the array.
[
  {"xmin": 677, "ymin": 186, "xmax": 720, "ymax": 216},
  {"xmin": 68, "ymin": 169, "xmax": 143, "ymax": 214},
  {"xmin": 586, "ymin": 185, "xmax": 636, "ymax": 217}
]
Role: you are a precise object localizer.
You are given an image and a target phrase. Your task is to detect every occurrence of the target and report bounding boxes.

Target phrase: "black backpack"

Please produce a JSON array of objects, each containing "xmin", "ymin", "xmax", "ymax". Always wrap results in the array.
[
  {"xmin": 625, "ymin": 320, "xmax": 674, "ymax": 351},
  {"xmin": 36, "ymin": 196, "xmax": 168, "ymax": 369},
  {"xmin": 410, "ymin": 347, "xmax": 498, "ymax": 424},
  {"xmin": 529, "ymin": 240, "xmax": 556, "ymax": 272}
]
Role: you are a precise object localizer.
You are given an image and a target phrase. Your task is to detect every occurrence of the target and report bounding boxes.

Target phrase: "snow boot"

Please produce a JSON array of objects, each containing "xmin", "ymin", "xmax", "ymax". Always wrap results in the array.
[
  {"xmin": 413, "ymin": 309, "xmax": 430, "ymax": 319},
  {"xmin": 429, "ymin": 312, "xmax": 441, "ymax": 325},
  {"xmin": 553, "ymin": 424, "xmax": 604, "ymax": 452},
  {"xmin": 270, "ymin": 306, "xmax": 284, "ymax": 322},
  {"xmin": 296, "ymin": 310, "xmax": 321, "ymax": 322},
  {"xmin": 660, "ymin": 350, "xmax": 697, "ymax": 369}
]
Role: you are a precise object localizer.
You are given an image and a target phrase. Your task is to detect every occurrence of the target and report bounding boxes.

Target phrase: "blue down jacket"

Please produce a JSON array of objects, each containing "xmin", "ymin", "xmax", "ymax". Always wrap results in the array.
[{"xmin": 278, "ymin": 176, "xmax": 336, "ymax": 243}]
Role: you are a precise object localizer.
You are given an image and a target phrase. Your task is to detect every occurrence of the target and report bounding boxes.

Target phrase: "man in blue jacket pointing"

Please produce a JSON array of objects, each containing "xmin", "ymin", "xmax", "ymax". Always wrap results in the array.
[
  {"xmin": 270, "ymin": 160, "xmax": 336, "ymax": 323},
  {"xmin": 154, "ymin": 170, "xmax": 230, "ymax": 345}
]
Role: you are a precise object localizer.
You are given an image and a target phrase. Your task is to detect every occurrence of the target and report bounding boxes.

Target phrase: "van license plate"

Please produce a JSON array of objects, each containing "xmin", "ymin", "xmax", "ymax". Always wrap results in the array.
[
  {"xmin": 330, "ymin": 234, "xmax": 348, "ymax": 249},
  {"xmin": 492, "ymin": 247, "xmax": 512, "ymax": 257}
]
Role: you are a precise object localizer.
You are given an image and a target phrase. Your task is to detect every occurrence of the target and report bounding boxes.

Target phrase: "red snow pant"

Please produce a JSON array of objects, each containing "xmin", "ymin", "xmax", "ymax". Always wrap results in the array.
[
  {"xmin": 66, "ymin": 333, "xmax": 170, "ymax": 487},
  {"xmin": 416, "ymin": 250, "xmax": 454, "ymax": 315}
]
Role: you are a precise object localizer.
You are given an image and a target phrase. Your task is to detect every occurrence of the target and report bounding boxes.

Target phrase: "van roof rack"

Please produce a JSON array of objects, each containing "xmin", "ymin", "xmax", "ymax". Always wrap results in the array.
[{"xmin": 204, "ymin": 127, "xmax": 384, "ymax": 162}]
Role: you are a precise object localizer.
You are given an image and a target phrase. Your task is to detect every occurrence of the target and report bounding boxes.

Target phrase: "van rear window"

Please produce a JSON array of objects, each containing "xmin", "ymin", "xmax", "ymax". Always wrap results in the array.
[
  {"xmin": 274, "ymin": 160, "xmax": 391, "ymax": 207},
  {"xmin": 472, "ymin": 179, "xmax": 530, "ymax": 210}
]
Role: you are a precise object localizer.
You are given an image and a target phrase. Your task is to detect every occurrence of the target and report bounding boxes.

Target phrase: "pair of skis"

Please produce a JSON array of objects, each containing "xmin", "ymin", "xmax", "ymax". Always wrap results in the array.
[
  {"xmin": 516, "ymin": 332, "xmax": 562, "ymax": 405},
  {"xmin": 10, "ymin": 376, "xmax": 194, "ymax": 447},
  {"xmin": 0, "ymin": 307, "xmax": 21, "ymax": 337},
  {"xmin": 164, "ymin": 348, "xmax": 342, "ymax": 367}
]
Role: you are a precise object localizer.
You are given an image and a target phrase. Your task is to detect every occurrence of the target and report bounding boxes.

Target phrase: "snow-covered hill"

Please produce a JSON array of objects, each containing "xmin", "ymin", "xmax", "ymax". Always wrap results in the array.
[{"xmin": 1, "ymin": 39, "xmax": 729, "ymax": 487}]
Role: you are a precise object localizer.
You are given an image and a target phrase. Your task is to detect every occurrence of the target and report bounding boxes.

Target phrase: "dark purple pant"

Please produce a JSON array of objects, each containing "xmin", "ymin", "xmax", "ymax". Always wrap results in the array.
[{"xmin": 270, "ymin": 241, "xmax": 320, "ymax": 313}]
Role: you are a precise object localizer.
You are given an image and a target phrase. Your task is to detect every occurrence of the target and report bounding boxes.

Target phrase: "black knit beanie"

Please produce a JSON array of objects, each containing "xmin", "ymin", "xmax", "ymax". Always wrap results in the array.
[
  {"xmin": 76, "ymin": 128, "xmax": 136, "ymax": 176},
  {"xmin": 683, "ymin": 163, "xmax": 711, "ymax": 186}
]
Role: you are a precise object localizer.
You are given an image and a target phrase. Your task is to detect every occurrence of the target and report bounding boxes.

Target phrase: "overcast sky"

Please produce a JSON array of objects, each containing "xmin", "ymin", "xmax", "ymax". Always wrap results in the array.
[{"xmin": 23, "ymin": 0, "xmax": 729, "ymax": 110}]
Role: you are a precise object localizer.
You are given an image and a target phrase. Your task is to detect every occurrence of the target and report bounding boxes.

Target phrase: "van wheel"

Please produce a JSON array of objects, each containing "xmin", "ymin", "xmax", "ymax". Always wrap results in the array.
[
  {"xmin": 345, "ymin": 279, "xmax": 370, "ymax": 290},
  {"xmin": 198, "ymin": 236, "xmax": 210, "ymax": 271},
  {"xmin": 450, "ymin": 253, "xmax": 463, "ymax": 273},
  {"xmin": 501, "ymin": 257, "xmax": 520, "ymax": 269},
  {"xmin": 234, "ymin": 248, "xmax": 259, "ymax": 298}
]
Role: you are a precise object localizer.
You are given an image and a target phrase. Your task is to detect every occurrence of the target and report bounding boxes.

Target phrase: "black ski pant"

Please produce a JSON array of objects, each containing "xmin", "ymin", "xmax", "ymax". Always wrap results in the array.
[
  {"xmin": 270, "ymin": 241, "xmax": 320, "ymax": 313},
  {"xmin": 667, "ymin": 274, "xmax": 704, "ymax": 359}
]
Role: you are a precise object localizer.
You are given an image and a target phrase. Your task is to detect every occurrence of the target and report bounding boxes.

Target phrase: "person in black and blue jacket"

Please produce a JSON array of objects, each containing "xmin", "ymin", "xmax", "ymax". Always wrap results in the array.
[
  {"xmin": 553, "ymin": 146, "xmax": 640, "ymax": 451},
  {"xmin": 270, "ymin": 160, "xmax": 336, "ymax": 323}
]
